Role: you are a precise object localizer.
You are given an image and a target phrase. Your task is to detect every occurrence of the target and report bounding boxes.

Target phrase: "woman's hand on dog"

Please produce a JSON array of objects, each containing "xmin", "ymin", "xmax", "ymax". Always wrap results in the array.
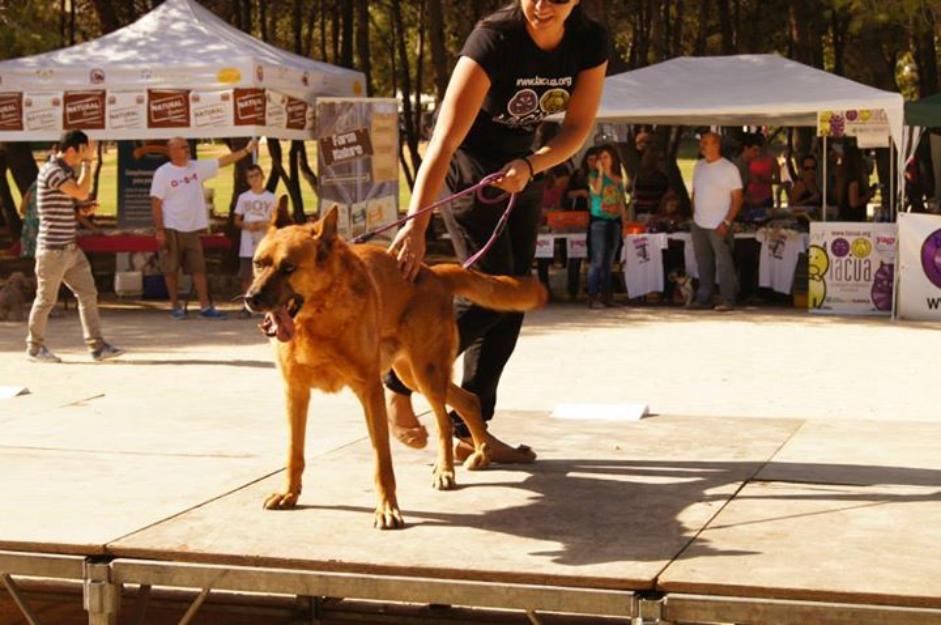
[{"xmin": 388, "ymin": 222, "xmax": 426, "ymax": 281}]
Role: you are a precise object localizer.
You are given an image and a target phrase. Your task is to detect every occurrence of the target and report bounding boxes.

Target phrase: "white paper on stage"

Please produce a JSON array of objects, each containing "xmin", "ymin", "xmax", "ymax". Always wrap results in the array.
[{"xmin": 551, "ymin": 403, "xmax": 650, "ymax": 422}]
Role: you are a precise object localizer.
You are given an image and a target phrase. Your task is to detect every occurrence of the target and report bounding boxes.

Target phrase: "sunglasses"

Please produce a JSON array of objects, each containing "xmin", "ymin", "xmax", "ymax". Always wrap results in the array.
[{"xmin": 546, "ymin": 0, "xmax": 572, "ymax": 4}]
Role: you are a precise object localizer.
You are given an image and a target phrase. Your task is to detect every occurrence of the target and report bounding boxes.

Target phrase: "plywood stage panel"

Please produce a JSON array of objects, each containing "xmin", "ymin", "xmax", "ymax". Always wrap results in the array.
[{"xmin": 109, "ymin": 414, "xmax": 800, "ymax": 590}]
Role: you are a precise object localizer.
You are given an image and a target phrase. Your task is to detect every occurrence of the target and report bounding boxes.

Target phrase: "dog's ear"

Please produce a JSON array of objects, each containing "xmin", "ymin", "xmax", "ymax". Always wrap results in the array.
[
  {"xmin": 311, "ymin": 205, "xmax": 339, "ymax": 262},
  {"xmin": 268, "ymin": 195, "xmax": 290, "ymax": 233}
]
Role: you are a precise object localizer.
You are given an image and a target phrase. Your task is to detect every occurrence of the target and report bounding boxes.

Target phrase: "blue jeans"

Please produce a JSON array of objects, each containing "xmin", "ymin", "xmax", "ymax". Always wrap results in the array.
[{"xmin": 588, "ymin": 219, "xmax": 621, "ymax": 297}]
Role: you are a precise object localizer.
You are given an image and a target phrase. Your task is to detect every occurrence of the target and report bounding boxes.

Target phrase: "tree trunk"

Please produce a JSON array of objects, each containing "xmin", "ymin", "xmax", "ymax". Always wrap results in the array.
[
  {"xmin": 427, "ymin": 0, "xmax": 448, "ymax": 103},
  {"xmin": 0, "ymin": 151, "xmax": 22, "ymax": 237},
  {"xmin": 392, "ymin": 0, "xmax": 421, "ymax": 185},
  {"xmin": 717, "ymin": 0, "xmax": 734, "ymax": 54},
  {"xmin": 89, "ymin": 0, "xmax": 120, "ymax": 34},
  {"xmin": 305, "ymin": 2, "xmax": 318, "ymax": 56},
  {"xmin": 332, "ymin": 0, "xmax": 341, "ymax": 64},
  {"xmin": 914, "ymin": 4, "xmax": 939, "ymax": 98},
  {"xmin": 288, "ymin": 142, "xmax": 305, "ymax": 223},
  {"xmin": 413, "ymin": 0, "xmax": 426, "ymax": 140},
  {"xmin": 319, "ymin": 0, "xmax": 329, "ymax": 61},
  {"xmin": 92, "ymin": 143, "xmax": 104, "ymax": 201},
  {"xmin": 296, "ymin": 142, "xmax": 319, "ymax": 199},
  {"xmin": 356, "ymin": 0, "xmax": 373, "ymax": 95},
  {"xmin": 694, "ymin": 0, "xmax": 711, "ymax": 55},
  {"xmin": 340, "ymin": 0, "xmax": 354, "ymax": 67},
  {"xmin": 259, "ymin": 0, "xmax": 269, "ymax": 41}
]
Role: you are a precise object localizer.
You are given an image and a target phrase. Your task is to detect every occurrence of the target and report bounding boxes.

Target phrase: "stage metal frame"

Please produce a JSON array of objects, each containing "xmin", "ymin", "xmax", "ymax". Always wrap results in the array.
[{"xmin": 5, "ymin": 549, "xmax": 941, "ymax": 625}]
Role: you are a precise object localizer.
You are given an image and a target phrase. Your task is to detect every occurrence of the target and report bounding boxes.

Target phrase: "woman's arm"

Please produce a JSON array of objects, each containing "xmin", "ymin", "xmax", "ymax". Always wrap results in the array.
[
  {"xmin": 16, "ymin": 189, "xmax": 31, "ymax": 218},
  {"xmin": 388, "ymin": 56, "xmax": 491, "ymax": 279}
]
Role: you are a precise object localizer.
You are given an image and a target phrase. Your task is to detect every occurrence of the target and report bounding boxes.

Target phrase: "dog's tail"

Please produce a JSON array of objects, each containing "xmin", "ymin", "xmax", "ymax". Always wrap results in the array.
[{"xmin": 430, "ymin": 264, "xmax": 548, "ymax": 312}]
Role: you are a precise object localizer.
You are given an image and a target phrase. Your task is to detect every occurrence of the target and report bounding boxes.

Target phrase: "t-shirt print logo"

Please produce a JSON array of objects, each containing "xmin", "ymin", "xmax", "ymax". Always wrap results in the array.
[
  {"xmin": 539, "ymin": 88, "xmax": 569, "ymax": 114},
  {"xmin": 507, "ymin": 89, "xmax": 538, "ymax": 117},
  {"xmin": 769, "ymin": 235, "xmax": 786, "ymax": 260},
  {"xmin": 169, "ymin": 172, "xmax": 199, "ymax": 189},
  {"xmin": 634, "ymin": 238, "xmax": 650, "ymax": 263}
]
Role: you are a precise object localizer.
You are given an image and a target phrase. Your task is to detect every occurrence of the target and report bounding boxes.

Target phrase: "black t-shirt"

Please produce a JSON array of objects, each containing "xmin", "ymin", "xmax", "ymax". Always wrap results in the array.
[{"xmin": 459, "ymin": 18, "xmax": 608, "ymax": 160}]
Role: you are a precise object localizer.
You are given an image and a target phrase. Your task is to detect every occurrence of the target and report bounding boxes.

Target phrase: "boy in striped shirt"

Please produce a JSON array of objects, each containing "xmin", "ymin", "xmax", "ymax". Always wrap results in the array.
[{"xmin": 25, "ymin": 130, "xmax": 123, "ymax": 363}]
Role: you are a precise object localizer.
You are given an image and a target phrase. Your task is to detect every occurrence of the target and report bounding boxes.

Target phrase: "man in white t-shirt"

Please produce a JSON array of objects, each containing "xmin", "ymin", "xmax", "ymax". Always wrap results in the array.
[
  {"xmin": 233, "ymin": 164, "xmax": 276, "ymax": 317},
  {"xmin": 690, "ymin": 132, "xmax": 743, "ymax": 311},
  {"xmin": 150, "ymin": 136, "xmax": 256, "ymax": 319}
]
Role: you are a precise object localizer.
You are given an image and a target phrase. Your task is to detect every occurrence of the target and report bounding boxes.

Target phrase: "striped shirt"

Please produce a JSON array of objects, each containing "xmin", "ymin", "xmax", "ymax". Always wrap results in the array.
[{"xmin": 36, "ymin": 159, "xmax": 78, "ymax": 249}]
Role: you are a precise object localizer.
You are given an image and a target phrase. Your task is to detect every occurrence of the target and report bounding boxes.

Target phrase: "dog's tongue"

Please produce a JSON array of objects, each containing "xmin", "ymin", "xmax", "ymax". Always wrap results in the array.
[{"xmin": 261, "ymin": 306, "xmax": 295, "ymax": 342}]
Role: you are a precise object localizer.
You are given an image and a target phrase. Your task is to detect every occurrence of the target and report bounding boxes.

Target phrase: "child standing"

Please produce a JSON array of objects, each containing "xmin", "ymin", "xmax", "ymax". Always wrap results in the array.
[{"xmin": 233, "ymin": 164, "xmax": 275, "ymax": 318}]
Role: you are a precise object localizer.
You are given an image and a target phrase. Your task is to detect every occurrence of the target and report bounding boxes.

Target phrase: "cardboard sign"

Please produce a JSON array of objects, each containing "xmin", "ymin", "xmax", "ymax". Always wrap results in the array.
[
  {"xmin": 567, "ymin": 233, "xmax": 588, "ymax": 259},
  {"xmin": 63, "ymin": 90, "xmax": 106, "ymax": 129},
  {"xmin": 318, "ymin": 128, "xmax": 373, "ymax": 166},
  {"xmin": 233, "ymin": 88, "xmax": 265, "ymax": 126},
  {"xmin": 898, "ymin": 213, "xmax": 941, "ymax": 320},
  {"xmin": 107, "ymin": 92, "xmax": 146, "ymax": 131},
  {"xmin": 0, "ymin": 92, "xmax": 23, "ymax": 131},
  {"xmin": 808, "ymin": 223, "xmax": 896, "ymax": 315},
  {"xmin": 370, "ymin": 111, "xmax": 398, "ymax": 183},
  {"xmin": 286, "ymin": 97, "xmax": 307, "ymax": 130},
  {"xmin": 148, "ymin": 89, "xmax": 190, "ymax": 128},
  {"xmin": 535, "ymin": 233, "xmax": 555, "ymax": 259}
]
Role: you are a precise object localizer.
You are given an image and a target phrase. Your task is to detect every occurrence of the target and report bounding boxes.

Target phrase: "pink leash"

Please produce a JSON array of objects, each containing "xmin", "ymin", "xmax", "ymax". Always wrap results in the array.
[{"xmin": 351, "ymin": 172, "xmax": 518, "ymax": 269}]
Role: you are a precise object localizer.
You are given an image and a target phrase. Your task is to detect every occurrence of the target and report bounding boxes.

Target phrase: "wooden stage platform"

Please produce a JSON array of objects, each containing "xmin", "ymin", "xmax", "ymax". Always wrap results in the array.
[{"xmin": 2, "ymin": 411, "xmax": 941, "ymax": 624}]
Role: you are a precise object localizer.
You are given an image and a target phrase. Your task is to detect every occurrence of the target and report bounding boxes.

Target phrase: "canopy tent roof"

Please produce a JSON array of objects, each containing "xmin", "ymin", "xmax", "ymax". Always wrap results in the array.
[
  {"xmin": 905, "ymin": 94, "xmax": 941, "ymax": 128},
  {"xmin": 0, "ymin": 0, "xmax": 366, "ymax": 140},
  {"xmin": 593, "ymin": 54, "xmax": 904, "ymax": 148}
]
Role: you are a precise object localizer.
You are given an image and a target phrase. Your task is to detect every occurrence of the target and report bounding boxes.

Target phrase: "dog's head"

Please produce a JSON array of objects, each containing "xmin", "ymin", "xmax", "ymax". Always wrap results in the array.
[
  {"xmin": 667, "ymin": 270, "xmax": 688, "ymax": 286},
  {"xmin": 245, "ymin": 205, "xmax": 340, "ymax": 342},
  {"xmin": 4, "ymin": 272, "xmax": 33, "ymax": 297}
]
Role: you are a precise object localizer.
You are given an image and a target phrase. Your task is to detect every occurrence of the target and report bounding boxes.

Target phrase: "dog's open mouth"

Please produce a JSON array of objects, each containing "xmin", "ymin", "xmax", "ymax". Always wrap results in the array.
[{"xmin": 260, "ymin": 294, "xmax": 304, "ymax": 342}]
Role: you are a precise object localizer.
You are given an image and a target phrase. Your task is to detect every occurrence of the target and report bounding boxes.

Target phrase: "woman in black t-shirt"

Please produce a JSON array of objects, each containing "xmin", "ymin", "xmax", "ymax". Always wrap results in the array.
[{"xmin": 384, "ymin": 0, "xmax": 608, "ymax": 464}]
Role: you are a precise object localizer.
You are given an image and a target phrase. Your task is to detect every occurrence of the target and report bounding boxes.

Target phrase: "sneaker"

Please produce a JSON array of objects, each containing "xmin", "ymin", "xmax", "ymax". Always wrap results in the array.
[
  {"xmin": 714, "ymin": 303, "xmax": 734, "ymax": 312},
  {"xmin": 27, "ymin": 345, "xmax": 62, "ymax": 363},
  {"xmin": 170, "ymin": 307, "xmax": 187, "ymax": 320},
  {"xmin": 198, "ymin": 306, "xmax": 227, "ymax": 320},
  {"xmin": 91, "ymin": 342, "xmax": 125, "ymax": 362}
]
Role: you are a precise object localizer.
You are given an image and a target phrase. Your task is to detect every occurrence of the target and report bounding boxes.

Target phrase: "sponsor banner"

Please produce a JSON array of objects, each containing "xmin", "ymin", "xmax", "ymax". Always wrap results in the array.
[
  {"xmin": 233, "ymin": 88, "xmax": 265, "ymax": 126},
  {"xmin": 286, "ymin": 97, "xmax": 307, "ymax": 130},
  {"xmin": 898, "ymin": 213, "xmax": 941, "ymax": 320},
  {"xmin": 318, "ymin": 127, "xmax": 373, "ymax": 167},
  {"xmin": 24, "ymin": 93, "xmax": 62, "ymax": 133},
  {"xmin": 817, "ymin": 109, "xmax": 890, "ymax": 148},
  {"xmin": 117, "ymin": 141, "xmax": 169, "ymax": 228},
  {"xmin": 316, "ymin": 99, "xmax": 398, "ymax": 239},
  {"xmin": 0, "ymin": 92, "xmax": 23, "ymax": 131},
  {"xmin": 148, "ymin": 89, "xmax": 190, "ymax": 128},
  {"xmin": 63, "ymin": 90, "xmax": 105, "ymax": 129},
  {"xmin": 190, "ymin": 90, "xmax": 233, "ymax": 128},
  {"xmin": 535, "ymin": 234, "xmax": 555, "ymax": 258},
  {"xmin": 107, "ymin": 91, "xmax": 146, "ymax": 131},
  {"xmin": 566, "ymin": 233, "xmax": 588, "ymax": 259},
  {"xmin": 265, "ymin": 91, "xmax": 287, "ymax": 129},
  {"xmin": 808, "ymin": 222, "xmax": 896, "ymax": 315}
]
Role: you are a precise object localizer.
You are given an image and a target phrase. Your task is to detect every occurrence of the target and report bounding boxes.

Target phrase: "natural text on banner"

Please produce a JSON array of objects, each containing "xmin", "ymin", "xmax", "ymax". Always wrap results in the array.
[
  {"xmin": 808, "ymin": 223, "xmax": 896, "ymax": 315},
  {"xmin": 316, "ymin": 98, "xmax": 399, "ymax": 241},
  {"xmin": 897, "ymin": 212, "xmax": 941, "ymax": 320}
]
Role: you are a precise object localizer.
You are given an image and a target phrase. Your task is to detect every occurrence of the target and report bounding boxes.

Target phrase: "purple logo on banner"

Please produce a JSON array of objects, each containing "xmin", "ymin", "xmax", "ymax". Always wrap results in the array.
[{"xmin": 921, "ymin": 229, "xmax": 941, "ymax": 289}]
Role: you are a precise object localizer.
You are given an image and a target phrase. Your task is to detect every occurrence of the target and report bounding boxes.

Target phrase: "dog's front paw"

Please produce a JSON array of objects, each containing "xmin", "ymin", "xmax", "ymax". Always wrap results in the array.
[
  {"xmin": 462, "ymin": 442, "xmax": 491, "ymax": 471},
  {"xmin": 374, "ymin": 502, "xmax": 404, "ymax": 529},
  {"xmin": 432, "ymin": 464, "xmax": 457, "ymax": 490},
  {"xmin": 263, "ymin": 491, "xmax": 299, "ymax": 510}
]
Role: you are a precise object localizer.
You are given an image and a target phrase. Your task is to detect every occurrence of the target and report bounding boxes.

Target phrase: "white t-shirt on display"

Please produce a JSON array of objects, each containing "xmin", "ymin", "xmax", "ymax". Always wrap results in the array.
[
  {"xmin": 757, "ymin": 229, "xmax": 808, "ymax": 295},
  {"xmin": 234, "ymin": 190, "xmax": 276, "ymax": 257},
  {"xmin": 621, "ymin": 233, "xmax": 668, "ymax": 298},
  {"xmin": 692, "ymin": 157, "xmax": 742, "ymax": 229},
  {"xmin": 149, "ymin": 159, "xmax": 220, "ymax": 233}
]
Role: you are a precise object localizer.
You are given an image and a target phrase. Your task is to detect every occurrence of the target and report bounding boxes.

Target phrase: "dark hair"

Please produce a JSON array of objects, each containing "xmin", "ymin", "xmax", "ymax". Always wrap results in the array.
[
  {"xmin": 741, "ymin": 132, "xmax": 764, "ymax": 150},
  {"xmin": 479, "ymin": 2, "xmax": 592, "ymax": 34},
  {"xmin": 246, "ymin": 164, "xmax": 264, "ymax": 176},
  {"xmin": 579, "ymin": 146, "xmax": 600, "ymax": 175},
  {"xmin": 597, "ymin": 144, "xmax": 623, "ymax": 176},
  {"xmin": 801, "ymin": 154, "xmax": 818, "ymax": 169},
  {"xmin": 58, "ymin": 130, "xmax": 89, "ymax": 153}
]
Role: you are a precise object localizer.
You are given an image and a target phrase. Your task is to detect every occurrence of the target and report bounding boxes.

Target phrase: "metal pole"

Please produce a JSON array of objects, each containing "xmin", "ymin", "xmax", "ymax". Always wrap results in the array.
[
  {"xmin": 822, "ymin": 135, "xmax": 828, "ymax": 222},
  {"xmin": 889, "ymin": 141, "xmax": 895, "ymax": 221}
]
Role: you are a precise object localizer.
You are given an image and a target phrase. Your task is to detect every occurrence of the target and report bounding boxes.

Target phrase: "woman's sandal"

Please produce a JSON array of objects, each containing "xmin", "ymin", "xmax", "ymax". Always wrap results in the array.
[{"xmin": 391, "ymin": 423, "xmax": 428, "ymax": 449}]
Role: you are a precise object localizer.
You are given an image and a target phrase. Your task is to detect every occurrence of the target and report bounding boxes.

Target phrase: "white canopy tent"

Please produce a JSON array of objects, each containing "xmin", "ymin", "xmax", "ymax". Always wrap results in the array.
[
  {"xmin": 0, "ymin": 0, "xmax": 365, "ymax": 141},
  {"xmin": 593, "ymin": 54, "xmax": 904, "ymax": 148},
  {"xmin": 591, "ymin": 54, "xmax": 906, "ymax": 218}
]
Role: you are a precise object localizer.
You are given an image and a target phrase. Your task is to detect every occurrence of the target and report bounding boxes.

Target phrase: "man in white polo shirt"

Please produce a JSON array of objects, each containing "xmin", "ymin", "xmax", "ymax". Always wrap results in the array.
[
  {"xmin": 690, "ymin": 132, "xmax": 743, "ymax": 311},
  {"xmin": 150, "ymin": 137, "xmax": 256, "ymax": 319}
]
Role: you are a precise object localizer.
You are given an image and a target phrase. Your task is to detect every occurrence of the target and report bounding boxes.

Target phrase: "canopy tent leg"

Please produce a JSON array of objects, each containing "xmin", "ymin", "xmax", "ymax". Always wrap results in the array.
[{"xmin": 822, "ymin": 135, "xmax": 828, "ymax": 222}]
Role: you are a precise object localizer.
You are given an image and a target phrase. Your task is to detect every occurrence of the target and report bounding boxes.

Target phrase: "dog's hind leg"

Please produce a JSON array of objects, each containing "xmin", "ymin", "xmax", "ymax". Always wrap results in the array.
[
  {"xmin": 446, "ymin": 383, "xmax": 491, "ymax": 471},
  {"xmin": 352, "ymin": 379, "xmax": 404, "ymax": 529},
  {"xmin": 264, "ymin": 385, "xmax": 311, "ymax": 510}
]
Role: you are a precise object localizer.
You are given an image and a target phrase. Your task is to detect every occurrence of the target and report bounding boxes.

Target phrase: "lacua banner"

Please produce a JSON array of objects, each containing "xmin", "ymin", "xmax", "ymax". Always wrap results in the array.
[
  {"xmin": 808, "ymin": 223, "xmax": 896, "ymax": 315},
  {"xmin": 898, "ymin": 212, "xmax": 941, "ymax": 320}
]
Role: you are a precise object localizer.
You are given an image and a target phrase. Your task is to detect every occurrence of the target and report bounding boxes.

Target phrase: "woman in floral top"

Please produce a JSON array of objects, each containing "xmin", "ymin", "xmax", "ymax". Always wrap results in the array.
[{"xmin": 587, "ymin": 145, "xmax": 626, "ymax": 308}]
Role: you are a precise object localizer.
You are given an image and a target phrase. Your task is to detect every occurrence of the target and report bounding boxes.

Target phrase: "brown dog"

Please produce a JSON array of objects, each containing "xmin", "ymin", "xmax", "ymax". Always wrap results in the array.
[
  {"xmin": 0, "ymin": 272, "xmax": 34, "ymax": 321},
  {"xmin": 245, "ymin": 207, "xmax": 547, "ymax": 529}
]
